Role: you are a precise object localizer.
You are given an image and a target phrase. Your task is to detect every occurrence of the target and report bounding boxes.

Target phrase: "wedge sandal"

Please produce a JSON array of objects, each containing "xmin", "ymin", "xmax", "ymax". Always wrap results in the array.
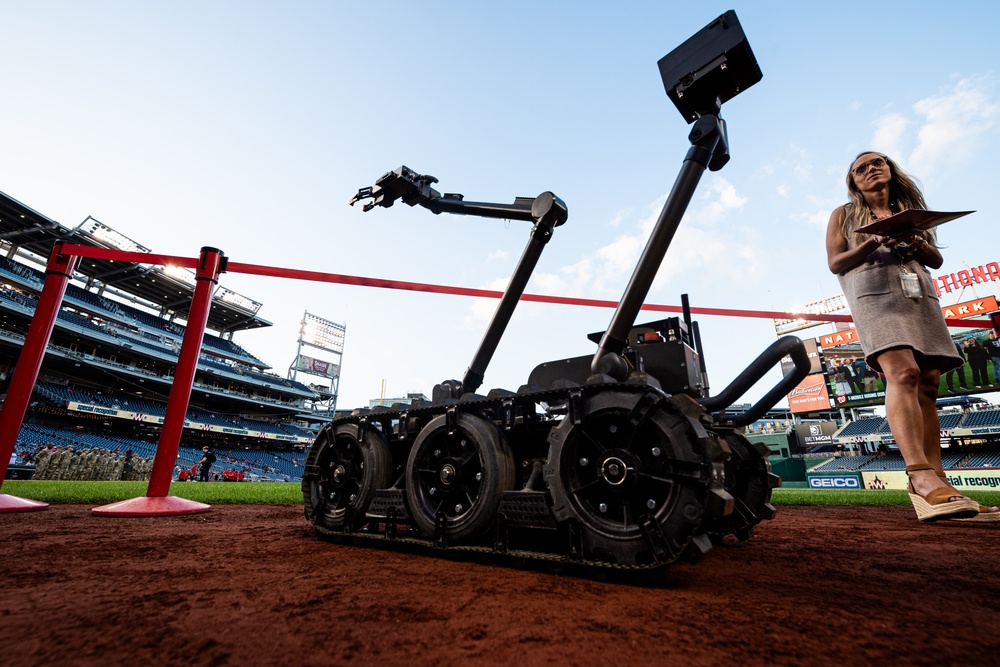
[{"xmin": 906, "ymin": 464, "xmax": 979, "ymax": 522}]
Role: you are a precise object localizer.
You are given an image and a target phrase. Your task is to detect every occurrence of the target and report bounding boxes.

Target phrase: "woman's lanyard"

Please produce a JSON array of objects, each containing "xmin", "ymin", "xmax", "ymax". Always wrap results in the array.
[{"xmin": 868, "ymin": 202, "xmax": 922, "ymax": 300}]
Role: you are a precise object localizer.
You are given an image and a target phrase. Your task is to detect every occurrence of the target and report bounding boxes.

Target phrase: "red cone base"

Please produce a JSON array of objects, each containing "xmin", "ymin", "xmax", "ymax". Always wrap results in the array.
[
  {"xmin": 0, "ymin": 493, "xmax": 49, "ymax": 512},
  {"xmin": 91, "ymin": 495, "xmax": 211, "ymax": 516}
]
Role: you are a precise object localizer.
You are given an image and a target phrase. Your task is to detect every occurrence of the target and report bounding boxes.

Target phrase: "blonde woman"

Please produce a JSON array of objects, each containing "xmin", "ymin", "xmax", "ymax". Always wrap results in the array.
[{"xmin": 826, "ymin": 152, "xmax": 996, "ymax": 522}]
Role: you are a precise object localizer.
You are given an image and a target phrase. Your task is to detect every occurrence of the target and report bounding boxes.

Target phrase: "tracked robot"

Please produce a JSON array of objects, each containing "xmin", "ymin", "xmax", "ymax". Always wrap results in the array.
[{"xmin": 302, "ymin": 11, "xmax": 811, "ymax": 577}]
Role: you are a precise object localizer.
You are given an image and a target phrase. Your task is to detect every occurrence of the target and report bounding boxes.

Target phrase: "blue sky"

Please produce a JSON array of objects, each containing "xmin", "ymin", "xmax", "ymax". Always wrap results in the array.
[{"xmin": 2, "ymin": 1, "xmax": 998, "ymax": 411}]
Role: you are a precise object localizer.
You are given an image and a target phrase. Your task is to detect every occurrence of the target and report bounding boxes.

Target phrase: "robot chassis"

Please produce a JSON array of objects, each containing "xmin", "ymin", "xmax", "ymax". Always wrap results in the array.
[{"xmin": 303, "ymin": 12, "xmax": 811, "ymax": 578}]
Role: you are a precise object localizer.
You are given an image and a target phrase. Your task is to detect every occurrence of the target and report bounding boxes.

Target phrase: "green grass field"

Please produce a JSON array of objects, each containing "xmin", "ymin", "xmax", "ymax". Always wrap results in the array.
[
  {"xmin": 774, "ymin": 488, "xmax": 1000, "ymax": 507},
  {"xmin": 1, "ymin": 480, "xmax": 304, "ymax": 505},
  {"xmin": 3, "ymin": 480, "xmax": 999, "ymax": 508}
]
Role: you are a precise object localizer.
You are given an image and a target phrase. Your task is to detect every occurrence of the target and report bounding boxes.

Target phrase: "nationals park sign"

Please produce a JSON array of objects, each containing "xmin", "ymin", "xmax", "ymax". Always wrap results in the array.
[
  {"xmin": 819, "ymin": 295, "xmax": 999, "ymax": 350},
  {"xmin": 776, "ymin": 258, "xmax": 1000, "ymax": 337}
]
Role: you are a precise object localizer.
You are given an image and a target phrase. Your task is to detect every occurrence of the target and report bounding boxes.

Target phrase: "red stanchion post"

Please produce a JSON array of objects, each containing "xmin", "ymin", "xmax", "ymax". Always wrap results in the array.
[
  {"xmin": 92, "ymin": 247, "xmax": 226, "ymax": 516},
  {"xmin": 0, "ymin": 244, "xmax": 79, "ymax": 512}
]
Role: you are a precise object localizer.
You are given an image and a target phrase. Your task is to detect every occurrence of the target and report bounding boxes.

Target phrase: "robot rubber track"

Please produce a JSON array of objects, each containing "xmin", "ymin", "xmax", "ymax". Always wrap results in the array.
[{"xmin": 303, "ymin": 377, "xmax": 779, "ymax": 579}]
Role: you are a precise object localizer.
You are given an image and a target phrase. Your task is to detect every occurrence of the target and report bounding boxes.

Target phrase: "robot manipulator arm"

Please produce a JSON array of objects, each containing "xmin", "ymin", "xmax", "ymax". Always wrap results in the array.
[
  {"xmin": 348, "ymin": 166, "xmax": 442, "ymax": 213},
  {"xmin": 349, "ymin": 165, "xmax": 539, "ymax": 222}
]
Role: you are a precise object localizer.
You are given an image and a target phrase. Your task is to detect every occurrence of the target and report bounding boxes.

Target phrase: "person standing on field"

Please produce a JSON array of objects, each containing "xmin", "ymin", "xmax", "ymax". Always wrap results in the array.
[
  {"xmin": 825, "ymin": 151, "xmax": 996, "ymax": 522},
  {"xmin": 198, "ymin": 446, "xmax": 216, "ymax": 482}
]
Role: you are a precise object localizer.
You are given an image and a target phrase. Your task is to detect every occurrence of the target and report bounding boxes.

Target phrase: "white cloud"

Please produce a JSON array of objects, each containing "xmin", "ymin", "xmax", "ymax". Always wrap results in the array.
[
  {"xmin": 791, "ymin": 144, "xmax": 812, "ymax": 181},
  {"xmin": 608, "ymin": 208, "xmax": 630, "ymax": 228},
  {"xmin": 792, "ymin": 193, "xmax": 842, "ymax": 228},
  {"xmin": 544, "ymin": 259, "xmax": 592, "ymax": 297},
  {"xmin": 796, "ymin": 208, "xmax": 833, "ymax": 228},
  {"xmin": 762, "ymin": 145, "xmax": 811, "ymax": 182},
  {"xmin": 530, "ymin": 271, "xmax": 569, "ymax": 296},
  {"xmin": 462, "ymin": 275, "xmax": 511, "ymax": 328},
  {"xmin": 777, "ymin": 184, "xmax": 790, "ymax": 198},
  {"xmin": 514, "ymin": 177, "xmax": 760, "ymax": 302},
  {"xmin": 908, "ymin": 74, "xmax": 998, "ymax": 176},
  {"xmin": 536, "ymin": 196, "xmax": 672, "ymax": 300},
  {"xmin": 487, "ymin": 249, "xmax": 509, "ymax": 262},
  {"xmin": 595, "ymin": 227, "xmax": 647, "ymax": 269},
  {"xmin": 870, "ymin": 111, "xmax": 909, "ymax": 158},
  {"xmin": 462, "ymin": 176, "xmax": 762, "ymax": 329},
  {"xmin": 649, "ymin": 224, "xmax": 743, "ymax": 290},
  {"xmin": 694, "ymin": 177, "xmax": 749, "ymax": 226},
  {"xmin": 848, "ymin": 100, "xmax": 862, "ymax": 112},
  {"xmin": 806, "ymin": 209, "xmax": 830, "ymax": 227}
]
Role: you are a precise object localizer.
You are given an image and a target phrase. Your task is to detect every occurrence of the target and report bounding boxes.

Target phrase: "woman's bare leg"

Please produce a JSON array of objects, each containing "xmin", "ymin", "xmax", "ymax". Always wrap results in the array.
[
  {"xmin": 924, "ymin": 366, "xmax": 1000, "ymax": 513},
  {"xmin": 877, "ymin": 349, "xmax": 957, "ymax": 498},
  {"xmin": 918, "ymin": 368, "xmax": 943, "ymax": 472}
]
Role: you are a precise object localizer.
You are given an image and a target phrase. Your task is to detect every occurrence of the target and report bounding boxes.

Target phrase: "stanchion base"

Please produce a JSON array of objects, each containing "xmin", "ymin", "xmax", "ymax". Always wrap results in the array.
[
  {"xmin": 91, "ymin": 495, "xmax": 211, "ymax": 517},
  {"xmin": 0, "ymin": 493, "xmax": 49, "ymax": 512}
]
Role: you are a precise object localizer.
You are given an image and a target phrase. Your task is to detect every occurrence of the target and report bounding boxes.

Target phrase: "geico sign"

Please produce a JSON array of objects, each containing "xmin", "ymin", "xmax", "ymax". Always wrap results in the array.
[{"xmin": 809, "ymin": 476, "xmax": 860, "ymax": 489}]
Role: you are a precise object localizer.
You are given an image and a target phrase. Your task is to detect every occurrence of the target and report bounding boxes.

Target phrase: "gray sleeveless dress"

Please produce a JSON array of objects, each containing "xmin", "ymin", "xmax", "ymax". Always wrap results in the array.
[{"xmin": 837, "ymin": 228, "xmax": 963, "ymax": 373}]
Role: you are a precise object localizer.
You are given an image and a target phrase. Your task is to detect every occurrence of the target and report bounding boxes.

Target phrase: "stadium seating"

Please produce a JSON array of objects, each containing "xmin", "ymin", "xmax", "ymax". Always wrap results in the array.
[
  {"xmin": 962, "ymin": 410, "xmax": 1000, "ymax": 428},
  {"xmin": 0, "ymin": 257, "xmax": 267, "ymax": 368},
  {"xmin": 0, "ymin": 224, "xmax": 323, "ymax": 480},
  {"xmin": 938, "ymin": 413, "xmax": 963, "ymax": 429},
  {"xmin": 809, "ymin": 446, "xmax": 1000, "ymax": 473},
  {"xmin": 29, "ymin": 378, "xmax": 315, "ymax": 446},
  {"xmin": 858, "ymin": 453, "xmax": 906, "ymax": 470},
  {"xmin": 813, "ymin": 454, "xmax": 878, "ymax": 472},
  {"xmin": 201, "ymin": 334, "xmax": 266, "ymax": 366},
  {"xmin": 941, "ymin": 451, "xmax": 967, "ymax": 468},
  {"xmin": 0, "ymin": 286, "xmax": 39, "ymax": 310},
  {"xmin": 964, "ymin": 451, "xmax": 1000, "ymax": 468},
  {"xmin": 835, "ymin": 418, "xmax": 886, "ymax": 438},
  {"xmin": 0, "ymin": 255, "xmax": 44, "ymax": 287}
]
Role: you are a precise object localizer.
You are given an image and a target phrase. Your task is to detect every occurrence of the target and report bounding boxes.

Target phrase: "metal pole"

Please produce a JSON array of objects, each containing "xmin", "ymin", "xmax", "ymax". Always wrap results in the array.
[
  {"xmin": 0, "ymin": 244, "xmax": 78, "ymax": 512},
  {"xmin": 461, "ymin": 193, "xmax": 567, "ymax": 394},
  {"xmin": 591, "ymin": 129, "xmax": 719, "ymax": 379},
  {"xmin": 92, "ymin": 247, "xmax": 225, "ymax": 516}
]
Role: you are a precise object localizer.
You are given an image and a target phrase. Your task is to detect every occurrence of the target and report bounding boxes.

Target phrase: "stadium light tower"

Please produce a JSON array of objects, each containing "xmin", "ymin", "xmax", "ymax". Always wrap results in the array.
[
  {"xmin": 773, "ymin": 295, "xmax": 848, "ymax": 336},
  {"xmin": 288, "ymin": 311, "xmax": 346, "ymax": 414}
]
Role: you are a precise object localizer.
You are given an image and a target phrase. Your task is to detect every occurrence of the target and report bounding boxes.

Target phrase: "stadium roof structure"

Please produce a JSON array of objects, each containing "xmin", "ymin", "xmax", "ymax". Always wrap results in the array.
[{"xmin": 0, "ymin": 190, "xmax": 270, "ymax": 334}]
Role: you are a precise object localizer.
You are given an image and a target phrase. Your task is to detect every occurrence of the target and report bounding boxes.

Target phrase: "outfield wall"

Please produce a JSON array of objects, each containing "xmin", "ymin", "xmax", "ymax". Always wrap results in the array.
[{"xmin": 807, "ymin": 469, "xmax": 1000, "ymax": 491}]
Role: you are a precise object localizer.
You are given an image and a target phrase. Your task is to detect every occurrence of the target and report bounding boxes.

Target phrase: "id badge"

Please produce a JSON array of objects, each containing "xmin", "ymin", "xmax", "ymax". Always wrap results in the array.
[{"xmin": 900, "ymin": 271, "xmax": 922, "ymax": 299}]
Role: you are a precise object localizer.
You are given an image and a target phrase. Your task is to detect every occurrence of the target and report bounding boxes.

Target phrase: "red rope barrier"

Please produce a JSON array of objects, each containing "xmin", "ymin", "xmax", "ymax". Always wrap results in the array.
[{"xmin": 57, "ymin": 244, "xmax": 995, "ymax": 328}]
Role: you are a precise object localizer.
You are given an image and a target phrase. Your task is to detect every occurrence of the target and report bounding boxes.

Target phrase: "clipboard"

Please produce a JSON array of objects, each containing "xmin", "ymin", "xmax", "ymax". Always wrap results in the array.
[{"xmin": 856, "ymin": 209, "xmax": 974, "ymax": 236}]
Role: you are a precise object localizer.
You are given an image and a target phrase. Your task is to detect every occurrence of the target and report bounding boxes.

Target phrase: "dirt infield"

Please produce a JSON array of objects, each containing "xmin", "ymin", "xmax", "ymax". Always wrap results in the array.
[{"xmin": 1, "ymin": 504, "xmax": 998, "ymax": 666}]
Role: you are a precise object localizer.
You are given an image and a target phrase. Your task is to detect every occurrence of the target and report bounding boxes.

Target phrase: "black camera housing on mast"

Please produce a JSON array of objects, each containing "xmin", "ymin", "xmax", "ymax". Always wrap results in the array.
[{"xmin": 657, "ymin": 9, "xmax": 762, "ymax": 122}]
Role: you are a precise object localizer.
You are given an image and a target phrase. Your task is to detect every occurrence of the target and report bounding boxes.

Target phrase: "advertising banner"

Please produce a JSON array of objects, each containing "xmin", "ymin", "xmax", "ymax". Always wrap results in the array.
[
  {"xmin": 787, "ymin": 374, "xmax": 833, "ymax": 414},
  {"xmin": 861, "ymin": 469, "xmax": 1000, "ymax": 491},
  {"xmin": 941, "ymin": 296, "xmax": 999, "ymax": 321},
  {"xmin": 781, "ymin": 338, "xmax": 823, "ymax": 375},
  {"xmin": 295, "ymin": 354, "xmax": 340, "ymax": 379},
  {"xmin": 823, "ymin": 349, "xmax": 886, "ymax": 408},
  {"xmin": 806, "ymin": 472, "xmax": 863, "ymax": 490},
  {"xmin": 860, "ymin": 470, "xmax": 907, "ymax": 490},
  {"xmin": 933, "ymin": 261, "xmax": 1000, "ymax": 298},
  {"xmin": 67, "ymin": 402, "xmax": 312, "ymax": 444},
  {"xmin": 819, "ymin": 301, "xmax": 1000, "ymax": 409},
  {"xmin": 794, "ymin": 421, "xmax": 839, "ymax": 448},
  {"xmin": 69, "ymin": 401, "xmax": 165, "ymax": 425},
  {"xmin": 819, "ymin": 328, "xmax": 859, "ymax": 349},
  {"xmin": 942, "ymin": 469, "xmax": 1000, "ymax": 491}
]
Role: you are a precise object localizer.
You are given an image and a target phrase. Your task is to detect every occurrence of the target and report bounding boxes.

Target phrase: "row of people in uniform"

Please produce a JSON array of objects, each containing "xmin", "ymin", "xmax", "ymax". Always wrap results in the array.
[{"xmin": 31, "ymin": 443, "xmax": 152, "ymax": 481}]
